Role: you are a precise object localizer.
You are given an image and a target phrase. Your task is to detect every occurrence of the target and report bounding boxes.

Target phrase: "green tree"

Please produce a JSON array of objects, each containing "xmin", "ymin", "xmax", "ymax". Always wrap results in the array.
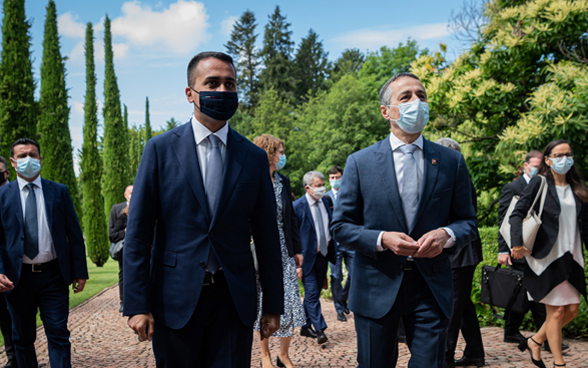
[
  {"xmin": 330, "ymin": 48, "xmax": 365, "ymax": 84},
  {"xmin": 359, "ymin": 39, "xmax": 427, "ymax": 84},
  {"xmin": 0, "ymin": 0, "xmax": 36, "ymax": 177},
  {"xmin": 294, "ymin": 29, "xmax": 330, "ymax": 102},
  {"xmin": 38, "ymin": 0, "xmax": 81, "ymax": 222},
  {"xmin": 165, "ymin": 117, "xmax": 179, "ymax": 131},
  {"xmin": 102, "ymin": 16, "xmax": 129, "ymax": 220},
  {"xmin": 81, "ymin": 22, "xmax": 109, "ymax": 266},
  {"xmin": 225, "ymin": 10, "xmax": 260, "ymax": 112},
  {"xmin": 128, "ymin": 122, "xmax": 144, "ymax": 183},
  {"xmin": 259, "ymin": 6, "xmax": 296, "ymax": 103},
  {"xmin": 144, "ymin": 97, "xmax": 152, "ymax": 143},
  {"xmin": 248, "ymin": 88, "xmax": 294, "ymax": 141}
]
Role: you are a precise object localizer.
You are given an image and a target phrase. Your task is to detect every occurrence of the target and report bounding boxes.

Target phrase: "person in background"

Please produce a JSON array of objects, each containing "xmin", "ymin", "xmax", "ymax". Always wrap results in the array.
[
  {"xmin": 325, "ymin": 165, "xmax": 354, "ymax": 322},
  {"xmin": 435, "ymin": 138, "xmax": 485, "ymax": 368},
  {"xmin": 109, "ymin": 185, "xmax": 132, "ymax": 313},
  {"xmin": 510, "ymin": 139, "xmax": 588, "ymax": 368},
  {"xmin": 252, "ymin": 134, "xmax": 305, "ymax": 368}
]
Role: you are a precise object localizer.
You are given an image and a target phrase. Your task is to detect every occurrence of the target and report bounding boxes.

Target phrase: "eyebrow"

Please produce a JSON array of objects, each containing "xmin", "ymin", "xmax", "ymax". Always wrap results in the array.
[{"xmin": 204, "ymin": 76, "xmax": 236, "ymax": 82}]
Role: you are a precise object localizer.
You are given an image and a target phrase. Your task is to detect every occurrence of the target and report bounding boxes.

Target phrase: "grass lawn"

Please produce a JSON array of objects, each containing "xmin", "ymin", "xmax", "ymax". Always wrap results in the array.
[{"xmin": 0, "ymin": 257, "xmax": 119, "ymax": 347}]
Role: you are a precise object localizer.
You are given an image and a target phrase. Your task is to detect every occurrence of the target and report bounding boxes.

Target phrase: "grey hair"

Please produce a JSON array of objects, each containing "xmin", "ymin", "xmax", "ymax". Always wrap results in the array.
[
  {"xmin": 303, "ymin": 170, "xmax": 325, "ymax": 187},
  {"xmin": 379, "ymin": 72, "xmax": 421, "ymax": 106},
  {"xmin": 436, "ymin": 137, "xmax": 461, "ymax": 153}
]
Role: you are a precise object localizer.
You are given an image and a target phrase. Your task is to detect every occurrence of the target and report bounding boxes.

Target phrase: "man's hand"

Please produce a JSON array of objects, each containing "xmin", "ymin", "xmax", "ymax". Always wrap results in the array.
[
  {"xmin": 294, "ymin": 254, "xmax": 303, "ymax": 268},
  {"xmin": 0, "ymin": 274, "xmax": 14, "ymax": 292},
  {"xmin": 296, "ymin": 268, "xmax": 303, "ymax": 280},
  {"xmin": 72, "ymin": 279, "xmax": 87, "ymax": 294},
  {"xmin": 413, "ymin": 229, "xmax": 450, "ymax": 258},
  {"xmin": 511, "ymin": 246, "xmax": 530, "ymax": 260},
  {"xmin": 381, "ymin": 232, "xmax": 419, "ymax": 256},
  {"xmin": 128, "ymin": 313, "xmax": 155, "ymax": 342},
  {"xmin": 259, "ymin": 313, "xmax": 280, "ymax": 340},
  {"xmin": 498, "ymin": 253, "xmax": 512, "ymax": 266}
]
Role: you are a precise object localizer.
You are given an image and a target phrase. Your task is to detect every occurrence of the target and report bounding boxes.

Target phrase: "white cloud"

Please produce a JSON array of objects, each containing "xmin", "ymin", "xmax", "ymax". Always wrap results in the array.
[
  {"xmin": 113, "ymin": 43, "xmax": 130, "ymax": 59},
  {"xmin": 221, "ymin": 16, "xmax": 237, "ymax": 36},
  {"xmin": 332, "ymin": 23, "xmax": 450, "ymax": 50},
  {"xmin": 58, "ymin": 12, "xmax": 85, "ymax": 38},
  {"xmin": 111, "ymin": 0, "xmax": 210, "ymax": 55}
]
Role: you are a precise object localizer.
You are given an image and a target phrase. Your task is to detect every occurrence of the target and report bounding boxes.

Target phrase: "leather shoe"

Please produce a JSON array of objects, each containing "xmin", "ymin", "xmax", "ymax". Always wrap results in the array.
[
  {"xmin": 543, "ymin": 340, "xmax": 570, "ymax": 352},
  {"xmin": 300, "ymin": 326, "xmax": 317, "ymax": 338},
  {"xmin": 3, "ymin": 361, "xmax": 18, "ymax": 368},
  {"xmin": 337, "ymin": 312, "xmax": 347, "ymax": 321},
  {"xmin": 344, "ymin": 307, "xmax": 350, "ymax": 314},
  {"xmin": 316, "ymin": 329, "xmax": 328, "ymax": 344},
  {"xmin": 504, "ymin": 332, "xmax": 526, "ymax": 343},
  {"xmin": 455, "ymin": 356, "xmax": 485, "ymax": 367}
]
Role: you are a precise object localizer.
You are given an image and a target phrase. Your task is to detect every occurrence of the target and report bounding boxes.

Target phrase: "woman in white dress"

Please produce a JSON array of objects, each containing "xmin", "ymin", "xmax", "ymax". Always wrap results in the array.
[{"xmin": 510, "ymin": 139, "xmax": 588, "ymax": 368}]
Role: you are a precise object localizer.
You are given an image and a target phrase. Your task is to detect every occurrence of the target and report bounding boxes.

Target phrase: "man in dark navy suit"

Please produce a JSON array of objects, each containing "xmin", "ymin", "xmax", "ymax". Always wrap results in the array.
[
  {"xmin": 293, "ymin": 171, "xmax": 336, "ymax": 345},
  {"xmin": 0, "ymin": 138, "xmax": 88, "ymax": 368},
  {"xmin": 123, "ymin": 52, "xmax": 284, "ymax": 367},
  {"xmin": 331, "ymin": 73, "xmax": 478, "ymax": 368}
]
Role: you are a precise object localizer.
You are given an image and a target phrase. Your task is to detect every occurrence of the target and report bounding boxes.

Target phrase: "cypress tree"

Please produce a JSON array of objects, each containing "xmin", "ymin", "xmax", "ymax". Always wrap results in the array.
[
  {"xmin": 294, "ymin": 29, "xmax": 330, "ymax": 102},
  {"xmin": 0, "ymin": 0, "xmax": 36, "ymax": 179},
  {"xmin": 144, "ymin": 97, "xmax": 152, "ymax": 143},
  {"xmin": 102, "ymin": 16, "xmax": 129, "ymax": 220},
  {"xmin": 81, "ymin": 22, "xmax": 108, "ymax": 266},
  {"xmin": 38, "ymin": 0, "xmax": 81, "ymax": 221}
]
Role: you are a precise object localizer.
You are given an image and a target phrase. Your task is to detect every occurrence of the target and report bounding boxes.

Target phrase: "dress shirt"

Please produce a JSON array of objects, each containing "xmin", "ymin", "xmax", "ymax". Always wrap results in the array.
[
  {"xmin": 17, "ymin": 176, "xmax": 56, "ymax": 264},
  {"xmin": 191, "ymin": 115, "xmax": 229, "ymax": 187},
  {"xmin": 305, "ymin": 193, "xmax": 331, "ymax": 252},
  {"xmin": 332, "ymin": 188, "xmax": 338, "ymax": 200},
  {"xmin": 376, "ymin": 132, "xmax": 455, "ymax": 251}
]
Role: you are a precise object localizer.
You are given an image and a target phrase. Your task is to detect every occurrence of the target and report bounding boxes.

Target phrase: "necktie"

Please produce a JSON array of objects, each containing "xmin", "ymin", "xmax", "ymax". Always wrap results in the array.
[
  {"xmin": 313, "ymin": 202, "xmax": 328, "ymax": 256},
  {"xmin": 24, "ymin": 183, "xmax": 39, "ymax": 259},
  {"xmin": 205, "ymin": 134, "xmax": 222, "ymax": 273},
  {"xmin": 400, "ymin": 144, "xmax": 419, "ymax": 230}
]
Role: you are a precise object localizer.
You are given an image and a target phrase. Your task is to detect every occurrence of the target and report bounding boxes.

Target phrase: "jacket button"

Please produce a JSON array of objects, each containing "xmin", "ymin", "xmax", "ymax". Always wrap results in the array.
[
  {"xmin": 199, "ymin": 262, "xmax": 205, "ymax": 268},
  {"xmin": 399, "ymin": 264, "xmax": 404, "ymax": 270}
]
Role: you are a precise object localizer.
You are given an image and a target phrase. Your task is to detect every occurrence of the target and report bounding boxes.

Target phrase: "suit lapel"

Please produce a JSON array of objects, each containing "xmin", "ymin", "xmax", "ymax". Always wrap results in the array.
[
  {"xmin": 171, "ymin": 122, "xmax": 211, "ymax": 222},
  {"xmin": 412, "ymin": 139, "xmax": 439, "ymax": 233},
  {"xmin": 300, "ymin": 195, "xmax": 317, "ymax": 234},
  {"xmin": 10, "ymin": 181, "xmax": 24, "ymax": 228},
  {"xmin": 375, "ymin": 137, "xmax": 408, "ymax": 233},
  {"xmin": 42, "ymin": 179, "xmax": 54, "ymax": 233}
]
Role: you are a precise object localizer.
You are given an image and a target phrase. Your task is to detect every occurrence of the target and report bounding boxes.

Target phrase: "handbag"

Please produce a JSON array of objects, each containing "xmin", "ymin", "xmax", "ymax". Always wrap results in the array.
[
  {"xmin": 480, "ymin": 264, "xmax": 528, "ymax": 317},
  {"xmin": 499, "ymin": 175, "xmax": 547, "ymax": 252},
  {"xmin": 109, "ymin": 240, "xmax": 124, "ymax": 261}
]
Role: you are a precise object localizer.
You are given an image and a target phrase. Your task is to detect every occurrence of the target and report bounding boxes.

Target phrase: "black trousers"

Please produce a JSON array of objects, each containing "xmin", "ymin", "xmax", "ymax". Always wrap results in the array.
[
  {"xmin": 0, "ymin": 294, "xmax": 16, "ymax": 363},
  {"xmin": 504, "ymin": 261, "xmax": 546, "ymax": 336}
]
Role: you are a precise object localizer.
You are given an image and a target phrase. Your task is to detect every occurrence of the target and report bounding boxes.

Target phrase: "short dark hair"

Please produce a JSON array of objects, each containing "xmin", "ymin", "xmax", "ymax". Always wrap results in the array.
[
  {"xmin": 379, "ymin": 72, "xmax": 421, "ymax": 105},
  {"xmin": 328, "ymin": 165, "xmax": 343, "ymax": 176},
  {"xmin": 525, "ymin": 150, "xmax": 542, "ymax": 163},
  {"xmin": 11, "ymin": 138, "xmax": 41, "ymax": 157},
  {"xmin": 187, "ymin": 51, "xmax": 235, "ymax": 87},
  {"xmin": 0, "ymin": 155, "xmax": 7, "ymax": 170}
]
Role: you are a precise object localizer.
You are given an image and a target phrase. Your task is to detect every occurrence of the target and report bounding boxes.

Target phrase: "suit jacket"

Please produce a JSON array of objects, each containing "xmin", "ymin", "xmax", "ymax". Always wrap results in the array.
[
  {"xmin": 509, "ymin": 175, "xmax": 588, "ymax": 259},
  {"xmin": 0, "ymin": 179, "xmax": 89, "ymax": 288},
  {"xmin": 293, "ymin": 195, "xmax": 337, "ymax": 276},
  {"xmin": 447, "ymin": 180, "xmax": 483, "ymax": 268},
  {"xmin": 497, "ymin": 176, "xmax": 528, "ymax": 258},
  {"xmin": 277, "ymin": 173, "xmax": 302, "ymax": 257},
  {"xmin": 331, "ymin": 136, "xmax": 478, "ymax": 319},
  {"xmin": 123, "ymin": 122, "xmax": 284, "ymax": 329},
  {"xmin": 109, "ymin": 202, "xmax": 127, "ymax": 243}
]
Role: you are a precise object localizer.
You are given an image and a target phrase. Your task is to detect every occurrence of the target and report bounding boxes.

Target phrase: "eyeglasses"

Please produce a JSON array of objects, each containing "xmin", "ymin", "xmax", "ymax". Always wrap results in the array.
[{"xmin": 549, "ymin": 153, "xmax": 573, "ymax": 159}]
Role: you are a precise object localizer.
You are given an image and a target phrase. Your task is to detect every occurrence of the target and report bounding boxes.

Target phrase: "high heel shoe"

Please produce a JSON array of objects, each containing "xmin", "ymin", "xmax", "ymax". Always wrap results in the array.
[
  {"xmin": 276, "ymin": 356, "xmax": 285, "ymax": 367},
  {"xmin": 518, "ymin": 337, "xmax": 546, "ymax": 368}
]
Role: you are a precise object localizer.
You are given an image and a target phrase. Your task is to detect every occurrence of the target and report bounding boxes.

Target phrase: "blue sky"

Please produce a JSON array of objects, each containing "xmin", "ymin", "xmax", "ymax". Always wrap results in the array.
[{"xmin": 14, "ymin": 0, "xmax": 469, "ymax": 170}]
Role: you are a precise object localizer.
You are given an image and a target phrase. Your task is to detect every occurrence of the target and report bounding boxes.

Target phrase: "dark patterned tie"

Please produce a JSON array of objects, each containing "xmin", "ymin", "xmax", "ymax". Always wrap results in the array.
[
  {"xmin": 24, "ymin": 183, "xmax": 39, "ymax": 259},
  {"xmin": 205, "ymin": 134, "xmax": 222, "ymax": 273}
]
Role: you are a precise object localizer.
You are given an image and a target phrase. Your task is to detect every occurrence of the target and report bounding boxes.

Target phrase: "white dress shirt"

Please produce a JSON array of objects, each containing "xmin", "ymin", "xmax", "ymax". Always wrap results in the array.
[
  {"xmin": 17, "ymin": 176, "xmax": 57, "ymax": 264},
  {"xmin": 191, "ymin": 115, "xmax": 229, "ymax": 188},
  {"xmin": 305, "ymin": 193, "xmax": 332, "ymax": 252}
]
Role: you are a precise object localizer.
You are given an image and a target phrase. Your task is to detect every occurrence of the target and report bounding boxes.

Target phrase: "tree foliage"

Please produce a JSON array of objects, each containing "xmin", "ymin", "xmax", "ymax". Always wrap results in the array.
[
  {"xmin": 144, "ymin": 97, "xmax": 152, "ymax": 143},
  {"xmin": 81, "ymin": 22, "xmax": 109, "ymax": 266},
  {"xmin": 294, "ymin": 29, "xmax": 330, "ymax": 102}
]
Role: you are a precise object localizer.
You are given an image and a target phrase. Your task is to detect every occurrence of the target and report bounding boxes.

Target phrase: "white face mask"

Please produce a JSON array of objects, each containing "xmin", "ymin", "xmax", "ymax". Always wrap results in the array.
[
  {"xmin": 388, "ymin": 99, "xmax": 429, "ymax": 134},
  {"xmin": 310, "ymin": 186, "xmax": 326, "ymax": 199}
]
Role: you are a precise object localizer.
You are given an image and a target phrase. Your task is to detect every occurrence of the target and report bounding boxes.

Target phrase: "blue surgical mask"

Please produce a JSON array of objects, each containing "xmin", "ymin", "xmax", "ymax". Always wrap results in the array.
[
  {"xmin": 330, "ymin": 179, "xmax": 341, "ymax": 189},
  {"xmin": 276, "ymin": 154, "xmax": 287, "ymax": 170},
  {"xmin": 191, "ymin": 88, "xmax": 238, "ymax": 121},
  {"xmin": 550, "ymin": 156, "xmax": 574, "ymax": 175},
  {"xmin": 16, "ymin": 156, "xmax": 41, "ymax": 178},
  {"xmin": 388, "ymin": 99, "xmax": 429, "ymax": 134},
  {"xmin": 529, "ymin": 167, "xmax": 538, "ymax": 177}
]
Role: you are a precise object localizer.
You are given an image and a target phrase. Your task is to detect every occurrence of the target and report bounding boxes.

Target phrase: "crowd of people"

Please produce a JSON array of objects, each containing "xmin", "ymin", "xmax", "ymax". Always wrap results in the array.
[{"xmin": 0, "ymin": 50, "xmax": 586, "ymax": 368}]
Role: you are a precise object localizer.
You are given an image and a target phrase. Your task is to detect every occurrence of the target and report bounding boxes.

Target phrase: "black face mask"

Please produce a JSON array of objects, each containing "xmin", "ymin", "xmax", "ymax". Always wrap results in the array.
[
  {"xmin": 191, "ymin": 88, "xmax": 238, "ymax": 121},
  {"xmin": 0, "ymin": 171, "xmax": 6, "ymax": 185}
]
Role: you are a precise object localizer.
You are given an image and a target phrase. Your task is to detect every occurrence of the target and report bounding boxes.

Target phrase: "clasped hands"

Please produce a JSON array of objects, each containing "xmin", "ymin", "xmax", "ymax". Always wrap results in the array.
[{"xmin": 381, "ymin": 229, "xmax": 449, "ymax": 258}]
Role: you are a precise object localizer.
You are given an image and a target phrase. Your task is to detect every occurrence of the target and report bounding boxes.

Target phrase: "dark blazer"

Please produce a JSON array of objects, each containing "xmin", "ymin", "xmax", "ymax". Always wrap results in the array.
[
  {"xmin": 498, "ymin": 176, "xmax": 528, "ymax": 256},
  {"xmin": 109, "ymin": 202, "xmax": 127, "ymax": 243},
  {"xmin": 123, "ymin": 122, "xmax": 284, "ymax": 329},
  {"xmin": 109, "ymin": 212, "xmax": 127, "ymax": 243},
  {"xmin": 277, "ymin": 173, "xmax": 301, "ymax": 257},
  {"xmin": 509, "ymin": 175, "xmax": 588, "ymax": 259},
  {"xmin": 331, "ymin": 137, "xmax": 478, "ymax": 319},
  {"xmin": 447, "ymin": 180, "xmax": 483, "ymax": 268},
  {"xmin": 0, "ymin": 179, "xmax": 89, "ymax": 288},
  {"xmin": 293, "ymin": 195, "xmax": 337, "ymax": 276}
]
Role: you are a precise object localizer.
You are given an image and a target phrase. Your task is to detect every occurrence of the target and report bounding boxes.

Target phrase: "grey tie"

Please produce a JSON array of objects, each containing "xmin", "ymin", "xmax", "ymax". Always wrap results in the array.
[
  {"xmin": 205, "ymin": 134, "xmax": 222, "ymax": 273},
  {"xmin": 24, "ymin": 183, "xmax": 39, "ymax": 259},
  {"xmin": 400, "ymin": 144, "xmax": 419, "ymax": 230},
  {"xmin": 313, "ymin": 202, "xmax": 328, "ymax": 256}
]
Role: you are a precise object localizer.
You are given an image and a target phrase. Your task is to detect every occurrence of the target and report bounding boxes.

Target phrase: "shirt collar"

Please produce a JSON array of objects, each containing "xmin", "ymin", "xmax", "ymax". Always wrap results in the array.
[
  {"xmin": 523, "ymin": 173, "xmax": 531, "ymax": 183},
  {"xmin": 191, "ymin": 115, "xmax": 229, "ymax": 146},
  {"xmin": 305, "ymin": 192, "xmax": 320, "ymax": 206},
  {"xmin": 17, "ymin": 175, "xmax": 42, "ymax": 191},
  {"xmin": 389, "ymin": 131, "xmax": 424, "ymax": 152}
]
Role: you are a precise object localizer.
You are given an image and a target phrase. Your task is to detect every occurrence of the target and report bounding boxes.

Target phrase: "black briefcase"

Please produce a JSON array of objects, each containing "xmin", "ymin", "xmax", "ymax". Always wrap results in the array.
[{"xmin": 480, "ymin": 265, "xmax": 528, "ymax": 316}]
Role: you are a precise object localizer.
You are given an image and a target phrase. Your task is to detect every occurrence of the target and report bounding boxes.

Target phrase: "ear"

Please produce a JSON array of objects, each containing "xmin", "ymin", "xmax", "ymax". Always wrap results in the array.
[
  {"xmin": 185, "ymin": 87, "xmax": 196, "ymax": 104},
  {"xmin": 380, "ymin": 105, "xmax": 391, "ymax": 120}
]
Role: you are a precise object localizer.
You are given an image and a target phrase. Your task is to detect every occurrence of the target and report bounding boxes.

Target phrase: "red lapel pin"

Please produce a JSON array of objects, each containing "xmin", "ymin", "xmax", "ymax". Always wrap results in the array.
[{"xmin": 432, "ymin": 159, "xmax": 437, "ymax": 165}]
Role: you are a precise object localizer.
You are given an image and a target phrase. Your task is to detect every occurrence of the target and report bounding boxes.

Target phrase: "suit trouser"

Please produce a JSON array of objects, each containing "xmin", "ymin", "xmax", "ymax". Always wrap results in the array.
[
  {"xmin": 0, "ymin": 294, "xmax": 16, "ymax": 363},
  {"xmin": 504, "ymin": 261, "xmax": 546, "ymax": 336},
  {"xmin": 446, "ymin": 265, "xmax": 484, "ymax": 359},
  {"xmin": 302, "ymin": 253, "xmax": 328, "ymax": 331},
  {"xmin": 5, "ymin": 260, "xmax": 71, "ymax": 368},
  {"xmin": 117, "ymin": 253, "xmax": 124, "ymax": 306},
  {"xmin": 152, "ymin": 271, "xmax": 252, "ymax": 368},
  {"xmin": 330, "ymin": 247, "xmax": 355, "ymax": 314},
  {"xmin": 354, "ymin": 267, "xmax": 449, "ymax": 368}
]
